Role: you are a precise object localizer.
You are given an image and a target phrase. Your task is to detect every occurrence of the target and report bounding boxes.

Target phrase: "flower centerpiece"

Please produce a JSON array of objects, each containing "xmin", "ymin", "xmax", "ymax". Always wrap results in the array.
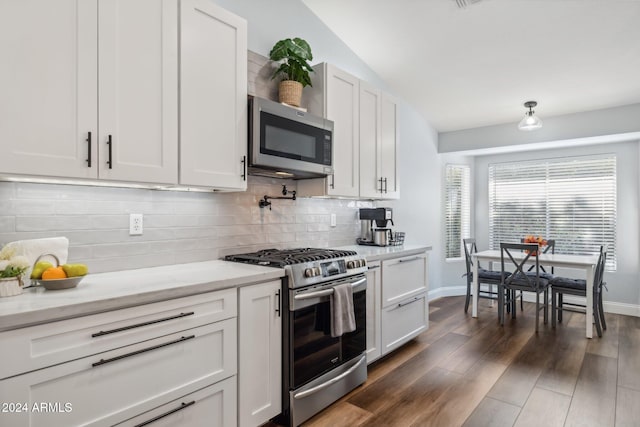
[
  {"xmin": 0, "ymin": 245, "xmax": 30, "ymax": 297},
  {"xmin": 523, "ymin": 235, "xmax": 547, "ymax": 255}
]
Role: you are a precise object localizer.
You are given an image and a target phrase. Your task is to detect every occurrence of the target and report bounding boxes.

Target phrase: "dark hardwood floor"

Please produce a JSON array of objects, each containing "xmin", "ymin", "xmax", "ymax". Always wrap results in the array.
[{"xmin": 297, "ymin": 296, "xmax": 640, "ymax": 427}]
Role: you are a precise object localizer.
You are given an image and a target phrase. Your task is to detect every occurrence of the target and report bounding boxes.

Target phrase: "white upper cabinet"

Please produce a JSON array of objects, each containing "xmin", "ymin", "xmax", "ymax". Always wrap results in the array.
[
  {"xmin": 359, "ymin": 81, "xmax": 381, "ymax": 199},
  {"xmin": 299, "ymin": 63, "xmax": 399, "ymax": 200},
  {"xmin": 300, "ymin": 63, "xmax": 360, "ymax": 197},
  {"xmin": 98, "ymin": 0, "xmax": 179, "ymax": 184},
  {"xmin": 360, "ymin": 86, "xmax": 399, "ymax": 200},
  {"xmin": 180, "ymin": 0, "xmax": 248, "ymax": 190},
  {"xmin": 0, "ymin": 0, "xmax": 98, "ymax": 179},
  {"xmin": 379, "ymin": 92, "xmax": 400, "ymax": 199}
]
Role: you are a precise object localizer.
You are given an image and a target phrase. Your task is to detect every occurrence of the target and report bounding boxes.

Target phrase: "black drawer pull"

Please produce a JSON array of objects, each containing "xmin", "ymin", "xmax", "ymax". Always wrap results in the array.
[
  {"xmin": 92, "ymin": 335, "xmax": 195, "ymax": 367},
  {"xmin": 133, "ymin": 400, "xmax": 196, "ymax": 427},
  {"xmin": 368, "ymin": 265, "xmax": 380, "ymax": 270},
  {"xmin": 398, "ymin": 257, "xmax": 420, "ymax": 264},
  {"xmin": 275, "ymin": 289, "xmax": 281, "ymax": 317},
  {"xmin": 398, "ymin": 297, "xmax": 421, "ymax": 308},
  {"xmin": 92, "ymin": 312, "xmax": 195, "ymax": 338},
  {"xmin": 86, "ymin": 132, "xmax": 92, "ymax": 167}
]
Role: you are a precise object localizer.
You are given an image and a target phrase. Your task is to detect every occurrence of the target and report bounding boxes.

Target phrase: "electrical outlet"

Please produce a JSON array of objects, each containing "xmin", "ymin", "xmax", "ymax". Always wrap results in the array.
[
  {"xmin": 129, "ymin": 213, "xmax": 143, "ymax": 236},
  {"xmin": 330, "ymin": 213, "xmax": 337, "ymax": 227}
]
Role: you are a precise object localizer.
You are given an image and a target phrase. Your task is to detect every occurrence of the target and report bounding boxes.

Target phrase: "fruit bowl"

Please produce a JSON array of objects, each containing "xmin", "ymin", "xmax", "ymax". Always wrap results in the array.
[{"xmin": 33, "ymin": 276, "xmax": 84, "ymax": 290}]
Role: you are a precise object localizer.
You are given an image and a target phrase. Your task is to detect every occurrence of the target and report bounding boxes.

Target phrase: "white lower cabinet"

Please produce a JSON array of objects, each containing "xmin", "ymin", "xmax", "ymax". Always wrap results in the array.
[
  {"xmin": 381, "ymin": 294, "xmax": 428, "ymax": 355},
  {"xmin": 238, "ymin": 280, "xmax": 282, "ymax": 427},
  {"xmin": 116, "ymin": 377, "xmax": 237, "ymax": 427},
  {"xmin": 365, "ymin": 261, "xmax": 382, "ymax": 364},
  {"xmin": 0, "ymin": 289, "xmax": 237, "ymax": 427},
  {"xmin": 367, "ymin": 252, "xmax": 429, "ymax": 359}
]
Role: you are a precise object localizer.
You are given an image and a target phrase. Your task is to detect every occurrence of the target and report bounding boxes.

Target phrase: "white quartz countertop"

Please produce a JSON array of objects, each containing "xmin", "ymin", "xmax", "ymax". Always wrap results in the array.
[
  {"xmin": 337, "ymin": 244, "xmax": 432, "ymax": 261},
  {"xmin": 0, "ymin": 260, "xmax": 285, "ymax": 332}
]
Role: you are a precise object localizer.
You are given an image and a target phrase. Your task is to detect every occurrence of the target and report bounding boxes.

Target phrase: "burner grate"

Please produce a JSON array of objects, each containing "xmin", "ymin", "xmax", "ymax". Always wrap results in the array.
[{"xmin": 224, "ymin": 248, "xmax": 357, "ymax": 267}]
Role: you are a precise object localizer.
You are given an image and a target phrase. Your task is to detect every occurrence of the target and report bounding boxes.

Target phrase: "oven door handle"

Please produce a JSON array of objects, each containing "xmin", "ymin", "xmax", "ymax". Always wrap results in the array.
[
  {"xmin": 293, "ymin": 277, "xmax": 366, "ymax": 301},
  {"xmin": 293, "ymin": 355, "xmax": 366, "ymax": 400}
]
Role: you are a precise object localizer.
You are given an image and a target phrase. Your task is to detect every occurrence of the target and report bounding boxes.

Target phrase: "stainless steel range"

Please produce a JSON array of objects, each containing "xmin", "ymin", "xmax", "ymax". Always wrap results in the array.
[{"xmin": 225, "ymin": 248, "xmax": 368, "ymax": 426}]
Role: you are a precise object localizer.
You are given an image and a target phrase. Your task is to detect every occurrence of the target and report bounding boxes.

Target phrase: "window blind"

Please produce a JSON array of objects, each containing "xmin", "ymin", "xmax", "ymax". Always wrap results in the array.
[
  {"xmin": 488, "ymin": 155, "xmax": 616, "ymax": 270},
  {"xmin": 445, "ymin": 164, "xmax": 471, "ymax": 259}
]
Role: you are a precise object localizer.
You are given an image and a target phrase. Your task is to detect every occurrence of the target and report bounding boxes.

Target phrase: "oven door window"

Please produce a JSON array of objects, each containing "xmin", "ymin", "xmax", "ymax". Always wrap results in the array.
[
  {"xmin": 260, "ymin": 111, "xmax": 331, "ymax": 166},
  {"xmin": 292, "ymin": 300, "xmax": 341, "ymax": 388},
  {"xmin": 291, "ymin": 289, "xmax": 366, "ymax": 389}
]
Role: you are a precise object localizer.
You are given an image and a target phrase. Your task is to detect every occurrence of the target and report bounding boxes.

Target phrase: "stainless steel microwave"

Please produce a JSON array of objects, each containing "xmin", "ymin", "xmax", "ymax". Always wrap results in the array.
[{"xmin": 248, "ymin": 96, "xmax": 334, "ymax": 179}]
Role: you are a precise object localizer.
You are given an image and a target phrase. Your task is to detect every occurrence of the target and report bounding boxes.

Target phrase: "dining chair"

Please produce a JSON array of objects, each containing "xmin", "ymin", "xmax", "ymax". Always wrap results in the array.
[
  {"xmin": 462, "ymin": 238, "xmax": 505, "ymax": 313},
  {"xmin": 499, "ymin": 243, "xmax": 551, "ymax": 332},
  {"xmin": 550, "ymin": 246, "xmax": 607, "ymax": 337}
]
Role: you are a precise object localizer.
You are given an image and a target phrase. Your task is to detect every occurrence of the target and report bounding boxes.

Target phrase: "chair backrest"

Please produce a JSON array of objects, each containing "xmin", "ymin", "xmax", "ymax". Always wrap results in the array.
[
  {"xmin": 462, "ymin": 238, "xmax": 477, "ymax": 277},
  {"xmin": 520, "ymin": 238, "xmax": 556, "ymax": 273},
  {"xmin": 500, "ymin": 242, "xmax": 542, "ymax": 289},
  {"xmin": 594, "ymin": 245, "xmax": 606, "ymax": 293}
]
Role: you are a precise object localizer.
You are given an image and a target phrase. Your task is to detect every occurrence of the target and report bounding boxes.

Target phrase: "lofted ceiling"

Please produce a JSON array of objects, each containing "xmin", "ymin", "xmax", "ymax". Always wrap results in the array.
[{"xmin": 302, "ymin": 0, "xmax": 640, "ymax": 132}]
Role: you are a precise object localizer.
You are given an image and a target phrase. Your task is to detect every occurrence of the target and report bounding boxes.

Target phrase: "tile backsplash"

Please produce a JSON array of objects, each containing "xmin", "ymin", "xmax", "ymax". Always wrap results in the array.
[{"xmin": 0, "ymin": 179, "xmax": 371, "ymax": 273}]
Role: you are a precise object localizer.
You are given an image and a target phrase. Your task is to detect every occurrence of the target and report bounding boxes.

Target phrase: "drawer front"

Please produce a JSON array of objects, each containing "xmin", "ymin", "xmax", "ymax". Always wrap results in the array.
[
  {"xmin": 0, "ymin": 288, "xmax": 236, "ymax": 379},
  {"xmin": 0, "ymin": 319, "xmax": 237, "ymax": 427},
  {"xmin": 381, "ymin": 293, "xmax": 427, "ymax": 355},
  {"xmin": 115, "ymin": 377, "xmax": 237, "ymax": 427},
  {"xmin": 381, "ymin": 253, "xmax": 428, "ymax": 308}
]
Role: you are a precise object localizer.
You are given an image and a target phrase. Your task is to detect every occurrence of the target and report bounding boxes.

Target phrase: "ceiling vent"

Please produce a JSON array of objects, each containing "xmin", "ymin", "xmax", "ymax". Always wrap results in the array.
[{"xmin": 454, "ymin": 0, "xmax": 483, "ymax": 8}]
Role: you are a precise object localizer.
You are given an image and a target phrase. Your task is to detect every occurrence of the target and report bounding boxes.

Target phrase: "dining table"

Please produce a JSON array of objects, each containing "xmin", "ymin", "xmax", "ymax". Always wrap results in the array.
[{"xmin": 471, "ymin": 249, "xmax": 601, "ymax": 338}]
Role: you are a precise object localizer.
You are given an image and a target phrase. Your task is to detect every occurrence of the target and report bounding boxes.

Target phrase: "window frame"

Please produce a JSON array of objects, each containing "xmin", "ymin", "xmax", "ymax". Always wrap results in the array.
[{"xmin": 445, "ymin": 163, "xmax": 471, "ymax": 260}]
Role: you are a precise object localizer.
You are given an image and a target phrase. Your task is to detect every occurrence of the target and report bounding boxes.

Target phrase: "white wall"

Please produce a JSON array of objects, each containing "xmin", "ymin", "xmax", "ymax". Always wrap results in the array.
[{"xmin": 474, "ymin": 141, "xmax": 640, "ymax": 311}]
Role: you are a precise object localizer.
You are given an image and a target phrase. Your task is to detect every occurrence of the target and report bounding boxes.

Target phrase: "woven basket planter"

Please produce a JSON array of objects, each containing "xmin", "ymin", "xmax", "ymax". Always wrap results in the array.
[
  {"xmin": 0, "ymin": 277, "xmax": 22, "ymax": 297},
  {"xmin": 279, "ymin": 80, "xmax": 303, "ymax": 107}
]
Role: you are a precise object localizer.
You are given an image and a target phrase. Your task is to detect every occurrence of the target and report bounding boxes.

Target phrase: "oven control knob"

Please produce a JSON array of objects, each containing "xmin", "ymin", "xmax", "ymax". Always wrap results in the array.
[
  {"xmin": 347, "ymin": 261, "xmax": 355, "ymax": 269},
  {"xmin": 304, "ymin": 268, "xmax": 314, "ymax": 277},
  {"xmin": 361, "ymin": 259, "xmax": 367, "ymax": 267},
  {"xmin": 313, "ymin": 267, "xmax": 321, "ymax": 276}
]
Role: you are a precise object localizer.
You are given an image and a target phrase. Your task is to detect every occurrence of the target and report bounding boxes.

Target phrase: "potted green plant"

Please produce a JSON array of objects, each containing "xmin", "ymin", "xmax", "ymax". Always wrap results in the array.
[{"xmin": 269, "ymin": 37, "xmax": 314, "ymax": 107}]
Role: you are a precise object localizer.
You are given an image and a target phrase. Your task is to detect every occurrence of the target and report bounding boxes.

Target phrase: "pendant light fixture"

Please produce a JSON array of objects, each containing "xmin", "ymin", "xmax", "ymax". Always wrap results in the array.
[{"xmin": 518, "ymin": 101, "xmax": 543, "ymax": 131}]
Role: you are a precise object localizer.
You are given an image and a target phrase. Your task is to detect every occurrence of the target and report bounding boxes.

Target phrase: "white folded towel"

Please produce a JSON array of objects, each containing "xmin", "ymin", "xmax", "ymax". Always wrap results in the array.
[
  {"xmin": 330, "ymin": 282, "xmax": 356, "ymax": 338},
  {"xmin": 4, "ymin": 237, "xmax": 69, "ymax": 285}
]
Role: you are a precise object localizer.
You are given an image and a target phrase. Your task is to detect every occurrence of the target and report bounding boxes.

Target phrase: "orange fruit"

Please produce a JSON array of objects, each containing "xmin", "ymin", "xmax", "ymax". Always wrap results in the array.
[{"xmin": 41, "ymin": 266, "xmax": 67, "ymax": 280}]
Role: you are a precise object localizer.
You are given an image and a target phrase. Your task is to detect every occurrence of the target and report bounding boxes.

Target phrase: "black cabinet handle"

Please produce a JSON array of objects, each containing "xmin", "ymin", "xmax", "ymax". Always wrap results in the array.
[
  {"xmin": 378, "ymin": 177, "xmax": 384, "ymax": 193},
  {"xmin": 86, "ymin": 132, "xmax": 92, "ymax": 167},
  {"xmin": 275, "ymin": 289, "xmax": 281, "ymax": 317},
  {"xmin": 133, "ymin": 401, "xmax": 196, "ymax": 427},
  {"xmin": 91, "ymin": 312, "xmax": 195, "ymax": 338},
  {"xmin": 92, "ymin": 335, "xmax": 195, "ymax": 367},
  {"xmin": 107, "ymin": 135, "xmax": 113, "ymax": 169},
  {"xmin": 383, "ymin": 177, "xmax": 388, "ymax": 193},
  {"xmin": 241, "ymin": 155, "xmax": 247, "ymax": 181},
  {"xmin": 398, "ymin": 297, "xmax": 421, "ymax": 308},
  {"xmin": 330, "ymin": 174, "xmax": 335, "ymax": 189}
]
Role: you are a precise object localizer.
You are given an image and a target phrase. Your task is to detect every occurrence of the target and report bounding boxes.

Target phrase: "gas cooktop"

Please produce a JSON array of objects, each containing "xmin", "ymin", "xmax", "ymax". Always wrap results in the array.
[
  {"xmin": 224, "ymin": 247, "xmax": 357, "ymax": 267},
  {"xmin": 224, "ymin": 248, "xmax": 367, "ymax": 288}
]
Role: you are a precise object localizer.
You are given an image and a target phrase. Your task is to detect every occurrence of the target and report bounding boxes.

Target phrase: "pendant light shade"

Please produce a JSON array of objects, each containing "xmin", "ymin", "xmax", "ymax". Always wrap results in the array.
[{"xmin": 518, "ymin": 101, "xmax": 543, "ymax": 131}]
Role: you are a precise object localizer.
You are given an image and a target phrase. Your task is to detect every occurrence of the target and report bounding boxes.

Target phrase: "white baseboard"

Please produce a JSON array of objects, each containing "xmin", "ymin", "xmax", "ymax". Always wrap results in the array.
[
  {"xmin": 428, "ymin": 285, "xmax": 466, "ymax": 301},
  {"xmin": 428, "ymin": 285, "xmax": 640, "ymax": 317}
]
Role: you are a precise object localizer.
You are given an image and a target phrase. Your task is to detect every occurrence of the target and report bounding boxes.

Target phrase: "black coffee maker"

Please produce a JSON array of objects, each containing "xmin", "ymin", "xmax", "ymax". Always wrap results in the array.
[{"xmin": 357, "ymin": 208, "xmax": 394, "ymax": 246}]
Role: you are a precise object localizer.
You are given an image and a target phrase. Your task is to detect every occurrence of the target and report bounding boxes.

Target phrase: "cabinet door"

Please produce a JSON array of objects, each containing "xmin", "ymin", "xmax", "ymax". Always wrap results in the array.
[
  {"xmin": 381, "ymin": 253, "xmax": 428, "ymax": 308},
  {"xmin": 115, "ymin": 377, "xmax": 237, "ymax": 427},
  {"xmin": 365, "ymin": 261, "xmax": 382, "ymax": 364},
  {"xmin": 325, "ymin": 64, "xmax": 360, "ymax": 197},
  {"xmin": 180, "ymin": 0, "xmax": 247, "ymax": 190},
  {"xmin": 238, "ymin": 281, "xmax": 282, "ymax": 427},
  {"xmin": 381, "ymin": 294, "xmax": 427, "ymax": 355},
  {"xmin": 379, "ymin": 93, "xmax": 400, "ymax": 199},
  {"xmin": 359, "ymin": 81, "xmax": 381, "ymax": 199},
  {"xmin": 98, "ymin": 0, "xmax": 178, "ymax": 184},
  {"xmin": 0, "ymin": 0, "xmax": 98, "ymax": 179}
]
